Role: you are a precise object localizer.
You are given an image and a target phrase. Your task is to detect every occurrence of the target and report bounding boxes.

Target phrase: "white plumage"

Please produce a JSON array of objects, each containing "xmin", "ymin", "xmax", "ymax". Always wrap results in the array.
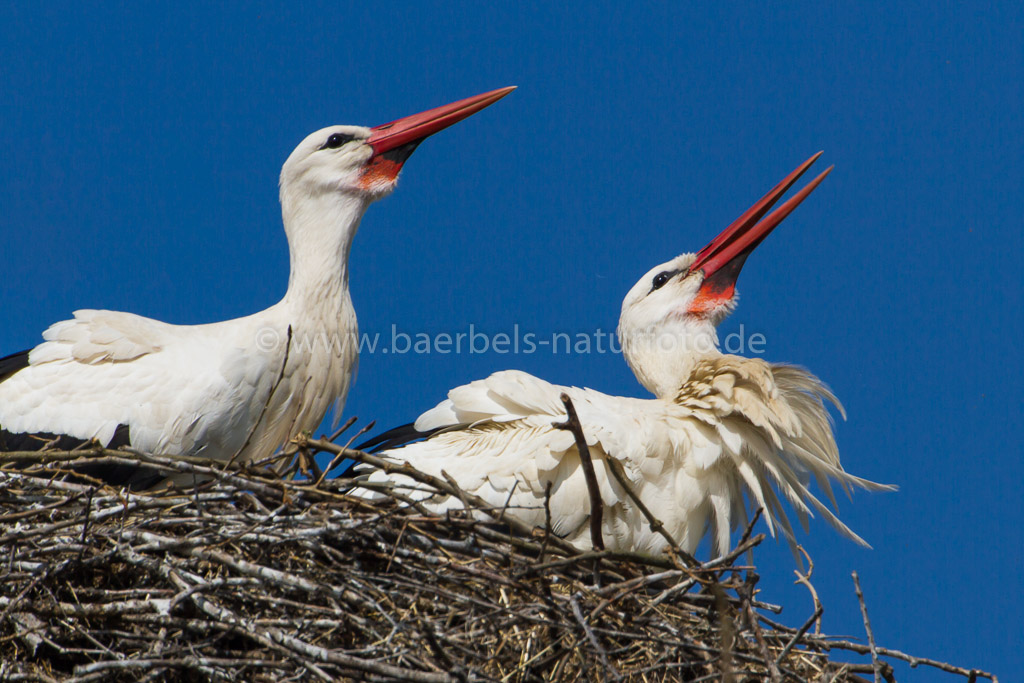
[
  {"xmin": 0, "ymin": 87, "xmax": 514, "ymax": 485},
  {"xmin": 362, "ymin": 154, "xmax": 893, "ymax": 556}
]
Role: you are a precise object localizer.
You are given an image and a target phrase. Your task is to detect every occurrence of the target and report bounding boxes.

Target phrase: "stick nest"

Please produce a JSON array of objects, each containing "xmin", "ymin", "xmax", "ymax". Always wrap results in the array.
[{"xmin": 0, "ymin": 441, "xmax": 996, "ymax": 683}]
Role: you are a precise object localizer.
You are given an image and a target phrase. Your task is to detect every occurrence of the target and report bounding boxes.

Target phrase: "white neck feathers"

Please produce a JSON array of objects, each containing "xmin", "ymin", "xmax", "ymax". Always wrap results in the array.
[
  {"xmin": 619, "ymin": 317, "xmax": 723, "ymax": 398},
  {"xmin": 279, "ymin": 184, "xmax": 369, "ymax": 311}
]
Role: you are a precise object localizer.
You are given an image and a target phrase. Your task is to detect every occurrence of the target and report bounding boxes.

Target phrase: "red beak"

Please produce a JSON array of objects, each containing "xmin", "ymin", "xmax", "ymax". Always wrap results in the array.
[
  {"xmin": 687, "ymin": 153, "xmax": 833, "ymax": 312},
  {"xmin": 367, "ymin": 86, "xmax": 516, "ymax": 157},
  {"xmin": 359, "ymin": 86, "xmax": 515, "ymax": 190}
]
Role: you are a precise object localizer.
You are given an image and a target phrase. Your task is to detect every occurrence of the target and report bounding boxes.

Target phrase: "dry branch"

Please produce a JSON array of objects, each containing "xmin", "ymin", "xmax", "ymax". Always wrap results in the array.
[{"xmin": 553, "ymin": 393, "xmax": 604, "ymax": 553}]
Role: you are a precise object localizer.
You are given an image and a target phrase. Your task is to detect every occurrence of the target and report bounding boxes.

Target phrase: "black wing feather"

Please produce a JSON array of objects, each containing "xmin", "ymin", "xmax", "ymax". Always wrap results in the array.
[
  {"xmin": 356, "ymin": 422, "xmax": 446, "ymax": 453},
  {"xmin": 0, "ymin": 349, "xmax": 30, "ymax": 383}
]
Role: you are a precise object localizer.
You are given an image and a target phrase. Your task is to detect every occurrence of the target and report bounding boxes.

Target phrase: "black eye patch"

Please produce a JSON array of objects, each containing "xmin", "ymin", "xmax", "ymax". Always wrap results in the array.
[
  {"xmin": 649, "ymin": 269, "xmax": 682, "ymax": 293},
  {"xmin": 320, "ymin": 132, "xmax": 356, "ymax": 150}
]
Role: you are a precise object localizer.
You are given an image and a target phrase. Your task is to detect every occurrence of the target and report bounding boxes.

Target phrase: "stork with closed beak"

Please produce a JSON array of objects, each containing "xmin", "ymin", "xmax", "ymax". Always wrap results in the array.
[
  {"xmin": 360, "ymin": 154, "xmax": 893, "ymax": 556},
  {"xmin": 0, "ymin": 87, "xmax": 515, "ymax": 488}
]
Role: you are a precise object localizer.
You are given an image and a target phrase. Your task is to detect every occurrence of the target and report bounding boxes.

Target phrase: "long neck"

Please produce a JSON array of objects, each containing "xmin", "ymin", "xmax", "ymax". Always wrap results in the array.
[
  {"xmin": 279, "ymin": 186, "xmax": 369, "ymax": 315},
  {"xmin": 621, "ymin": 318, "xmax": 723, "ymax": 398}
]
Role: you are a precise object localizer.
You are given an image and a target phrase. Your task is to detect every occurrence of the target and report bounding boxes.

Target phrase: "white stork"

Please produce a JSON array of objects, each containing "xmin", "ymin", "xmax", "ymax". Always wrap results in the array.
[
  {"xmin": 0, "ymin": 86, "xmax": 515, "ymax": 487},
  {"xmin": 360, "ymin": 153, "xmax": 893, "ymax": 556}
]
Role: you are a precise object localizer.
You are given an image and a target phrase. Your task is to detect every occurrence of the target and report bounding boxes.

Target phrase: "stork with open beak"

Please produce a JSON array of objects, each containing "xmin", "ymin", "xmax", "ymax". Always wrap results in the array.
[
  {"xmin": 0, "ymin": 87, "xmax": 515, "ymax": 488},
  {"xmin": 360, "ymin": 154, "xmax": 893, "ymax": 556}
]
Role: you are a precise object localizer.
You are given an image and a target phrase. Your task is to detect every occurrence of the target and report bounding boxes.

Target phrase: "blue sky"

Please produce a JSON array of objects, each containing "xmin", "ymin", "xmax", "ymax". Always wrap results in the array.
[{"xmin": 1, "ymin": 2, "xmax": 1020, "ymax": 678}]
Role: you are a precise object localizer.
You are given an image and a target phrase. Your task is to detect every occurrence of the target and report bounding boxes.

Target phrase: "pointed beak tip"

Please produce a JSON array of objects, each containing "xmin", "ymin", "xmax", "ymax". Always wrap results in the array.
[
  {"xmin": 367, "ymin": 85, "xmax": 517, "ymax": 157},
  {"xmin": 690, "ymin": 153, "xmax": 832, "ymax": 286},
  {"xmin": 475, "ymin": 85, "xmax": 517, "ymax": 108}
]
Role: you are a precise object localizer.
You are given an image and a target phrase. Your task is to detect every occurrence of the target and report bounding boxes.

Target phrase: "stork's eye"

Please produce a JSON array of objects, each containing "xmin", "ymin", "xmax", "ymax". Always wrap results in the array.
[
  {"xmin": 651, "ymin": 271, "xmax": 673, "ymax": 291},
  {"xmin": 321, "ymin": 132, "xmax": 356, "ymax": 150}
]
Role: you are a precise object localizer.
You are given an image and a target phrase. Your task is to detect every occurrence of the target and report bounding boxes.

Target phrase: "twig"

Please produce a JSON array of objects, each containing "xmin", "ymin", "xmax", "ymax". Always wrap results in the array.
[
  {"xmin": 648, "ymin": 534, "xmax": 766, "ymax": 609},
  {"xmin": 853, "ymin": 571, "xmax": 883, "ymax": 683},
  {"xmin": 774, "ymin": 596, "xmax": 823, "ymax": 670},
  {"xmin": 327, "ymin": 416, "xmax": 359, "ymax": 443},
  {"xmin": 737, "ymin": 507, "xmax": 764, "ymax": 552},
  {"xmin": 341, "ymin": 420, "xmax": 377, "ymax": 450},
  {"xmin": 552, "ymin": 393, "xmax": 604, "ymax": 552},
  {"xmin": 807, "ymin": 636, "xmax": 998, "ymax": 681},
  {"xmin": 792, "ymin": 545, "xmax": 823, "ymax": 631},
  {"xmin": 711, "ymin": 582, "xmax": 735, "ymax": 683},
  {"xmin": 539, "ymin": 480, "xmax": 553, "ymax": 562},
  {"xmin": 570, "ymin": 592, "xmax": 621, "ymax": 681},
  {"xmin": 739, "ymin": 573, "xmax": 780, "ymax": 683},
  {"xmin": 315, "ymin": 419, "xmax": 376, "ymax": 487},
  {"xmin": 603, "ymin": 453, "xmax": 698, "ymax": 567}
]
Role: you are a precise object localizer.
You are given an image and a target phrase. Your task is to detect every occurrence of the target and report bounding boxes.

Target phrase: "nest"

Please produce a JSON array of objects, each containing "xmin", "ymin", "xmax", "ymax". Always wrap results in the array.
[{"xmin": 0, "ymin": 435, "xmax": 997, "ymax": 683}]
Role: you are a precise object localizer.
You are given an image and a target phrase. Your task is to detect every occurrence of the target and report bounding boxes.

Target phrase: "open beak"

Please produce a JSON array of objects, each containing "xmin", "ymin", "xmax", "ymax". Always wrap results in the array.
[
  {"xmin": 359, "ymin": 86, "xmax": 516, "ymax": 188},
  {"xmin": 687, "ymin": 152, "xmax": 833, "ymax": 312}
]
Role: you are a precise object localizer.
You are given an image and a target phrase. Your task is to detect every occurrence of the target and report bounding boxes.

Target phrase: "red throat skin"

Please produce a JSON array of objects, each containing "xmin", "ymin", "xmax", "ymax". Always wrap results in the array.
[
  {"xmin": 358, "ymin": 157, "xmax": 404, "ymax": 191},
  {"xmin": 687, "ymin": 282, "xmax": 736, "ymax": 315},
  {"xmin": 686, "ymin": 254, "xmax": 747, "ymax": 314}
]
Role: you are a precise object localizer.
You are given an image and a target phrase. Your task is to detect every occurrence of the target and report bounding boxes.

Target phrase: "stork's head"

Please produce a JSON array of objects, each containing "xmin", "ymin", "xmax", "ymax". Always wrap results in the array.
[
  {"xmin": 280, "ymin": 87, "xmax": 515, "ymax": 203},
  {"xmin": 618, "ymin": 154, "xmax": 832, "ymax": 397}
]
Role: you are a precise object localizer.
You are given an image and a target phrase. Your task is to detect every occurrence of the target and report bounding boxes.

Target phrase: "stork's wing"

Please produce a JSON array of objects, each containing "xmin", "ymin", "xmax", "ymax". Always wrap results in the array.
[
  {"xmin": 362, "ymin": 366, "xmax": 894, "ymax": 557},
  {"xmin": 29, "ymin": 309, "xmax": 166, "ymax": 365},
  {"xmin": 414, "ymin": 370, "xmax": 568, "ymax": 429},
  {"xmin": 362, "ymin": 370, "xmax": 719, "ymax": 554},
  {"xmin": 0, "ymin": 310, "xmax": 279, "ymax": 459}
]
